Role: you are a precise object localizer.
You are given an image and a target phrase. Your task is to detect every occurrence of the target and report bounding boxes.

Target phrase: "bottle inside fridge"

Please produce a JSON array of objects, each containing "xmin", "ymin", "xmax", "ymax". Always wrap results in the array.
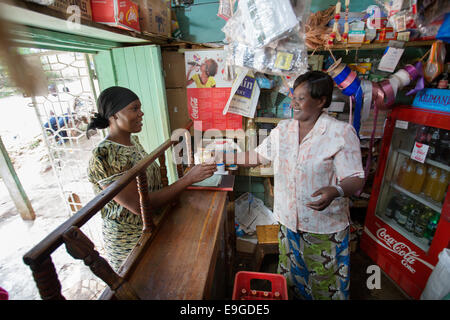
[{"xmin": 375, "ymin": 122, "xmax": 449, "ymax": 252}]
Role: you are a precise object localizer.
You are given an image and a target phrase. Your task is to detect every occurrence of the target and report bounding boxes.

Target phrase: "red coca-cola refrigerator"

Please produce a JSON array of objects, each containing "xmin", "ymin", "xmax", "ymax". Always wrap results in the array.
[{"xmin": 360, "ymin": 94, "xmax": 450, "ymax": 299}]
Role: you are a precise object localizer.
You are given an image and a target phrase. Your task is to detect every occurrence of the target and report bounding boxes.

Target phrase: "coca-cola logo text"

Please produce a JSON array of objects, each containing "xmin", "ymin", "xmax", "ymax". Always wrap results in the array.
[
  {"xmin": 376, "ymin": 228, "xmax": 419, "ymax": 273},
  {"xmin": 190, "ymin": 97, "xmax": 199, "ymax": 120}
]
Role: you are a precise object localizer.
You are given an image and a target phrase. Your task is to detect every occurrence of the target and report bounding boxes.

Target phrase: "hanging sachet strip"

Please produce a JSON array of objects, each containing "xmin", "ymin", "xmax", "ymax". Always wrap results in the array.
[
  {"xmin": 360, "ymin": 80, "xmax": 372, "ymax": 122},
  {"xmin": 352, "ymin": 85, "xmax": 363, "ymax": 137},
  {"xmin": 356, "ymin": 85, "xmax": 382, "ymax": 196}
]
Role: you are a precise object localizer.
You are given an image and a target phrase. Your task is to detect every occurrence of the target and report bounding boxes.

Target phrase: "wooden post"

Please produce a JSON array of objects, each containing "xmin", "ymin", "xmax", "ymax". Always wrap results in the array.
[
  {"xmin": 159, "ymin": 153, "xmax": 169, "ymax": 187},
  {"xmin": 136, "ymin": 172, "xmax": 154, "ymax": 233},
  {"xmin": 177, "ymin": 163, "xmax": 184, "ymax": 179},
  {"xmin": 63, "ymin": 226, "xmax": 140, "ymax": 300},
  {"xmin": 185, "ymin": 131, "xmax": 194, "ymax": 167},
  {"xmin": 0, "ymin": 136, "xmax": 35, "ymax": 220},
  {"xmin": 26, "ymin": 256, "xmax": 65, "ymax": 300},
  {"xmin": 176, "ymin": 146, "xmax": 184, "ymax": 179}
]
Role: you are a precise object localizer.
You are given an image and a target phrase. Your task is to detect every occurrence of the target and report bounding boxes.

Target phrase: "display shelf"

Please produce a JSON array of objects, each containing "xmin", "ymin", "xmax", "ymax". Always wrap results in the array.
[
  {"xmin": 254, "ymin": 117, "xmax": 284, "ymax": 124},
  {"xmin": 310, "ymin": 40, "xmax": 435, "ymax": 52},
  {"xmin": 238, "ymin": 167, "xmax": 274, "ymax": 177},
  {"xmin": 0, "ymin": 1, "xmax": 200, "ymax": 48},
  {"xmin": 376, "ymin": 213, "xmax": 430, "ymax": 252},
  {"xmin": 351, "ymin": 199, "xmax": 370, "ymax": 208},
  {"xmin": 391, "ymin": 183, "xmax": 442, "ymax": 213},
  {"xmin": 397, "ymin": 148, "xmax": 450, "ymax": 172}
]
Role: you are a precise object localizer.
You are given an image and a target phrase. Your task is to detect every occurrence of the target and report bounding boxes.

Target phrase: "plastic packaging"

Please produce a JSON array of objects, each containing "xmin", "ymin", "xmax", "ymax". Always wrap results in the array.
[
  {"xmin": 256, "ymin": 74, "xmax": 275, "ymax": 89},
  {"xmin": 224, "ymin": 36, "xmax": 309, "ymax": 77},
  {"xmin": 217, "ymin": 0, "xmax": 236, "ymax": 21},
  {"xmin": 424, "ymin": 41, "xmax": 446, "ymax": 83},
  {"xmin": 417, "ymin": 0, "xmax": 450, "ymax": 28},
  {"xmin": 365, "ymin": 5, "xmax": 388, "ymax": 30},
  {"xmin": 223, "ymin": 0, "xmax": 299, "ymax": 48},
  {"xmin": 222, "ymin": 0, "xmax": 310, "ymax": 77},
  {"xmin": 420, "ymin": 248, "xmax": 450, "ymax": 300}
]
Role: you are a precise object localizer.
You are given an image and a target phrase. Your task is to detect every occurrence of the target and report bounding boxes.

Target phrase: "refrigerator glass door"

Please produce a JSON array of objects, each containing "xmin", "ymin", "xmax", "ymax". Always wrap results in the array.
[{"xmin": 374, "ymin": 120, "xmax": 449, "ymax": 253}]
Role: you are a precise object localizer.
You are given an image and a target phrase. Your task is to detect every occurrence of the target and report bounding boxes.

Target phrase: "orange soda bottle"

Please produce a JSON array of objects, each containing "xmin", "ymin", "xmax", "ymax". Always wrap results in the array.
[
  {"xmin": 410, "ymin": 162, "xmax": 427, "ymax": 194},
  {"xmin": 423, "ymin": 166, "xmax": 441, "ymax": 197},
  {"xmin": 431, "ymin": 170, "xmax": 449, "ymax": 203},
  {"xmin": 396, "ymin": 160, "xmax": 408, "ymax": 186},
  {"xmin": 398, "ymin": 159, "xmax": 416, "ymax": 191}
]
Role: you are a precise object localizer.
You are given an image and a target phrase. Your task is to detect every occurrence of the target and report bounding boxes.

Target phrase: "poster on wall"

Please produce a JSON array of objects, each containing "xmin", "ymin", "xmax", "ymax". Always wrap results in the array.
[
  {"xmin": 185, "ymin": 50, "xmax": 242, "ymax": 131},
  {"xmin": 222, "ymin": 67, "xmax": 260, "ymax": 118}
]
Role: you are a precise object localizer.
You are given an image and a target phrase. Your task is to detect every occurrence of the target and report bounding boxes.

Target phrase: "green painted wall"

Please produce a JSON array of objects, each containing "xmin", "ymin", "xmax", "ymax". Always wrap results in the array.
[
  {"xmin": 94, "ymin": 45, "xmax": 176, "ymax": 183},
  {"xmin": 175, "ymin": 0, "xmax": 378, "ymax": 44}
]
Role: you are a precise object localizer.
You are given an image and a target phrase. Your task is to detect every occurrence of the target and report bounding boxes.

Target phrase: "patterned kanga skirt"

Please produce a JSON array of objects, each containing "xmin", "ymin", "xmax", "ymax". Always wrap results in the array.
[
  {"xmin": 102, "ymin": 218, "xmax": 143, "ymax": 272},
  {"xmin": 277, "ymin": 224, "xmax": 350, "ymax": 300}
]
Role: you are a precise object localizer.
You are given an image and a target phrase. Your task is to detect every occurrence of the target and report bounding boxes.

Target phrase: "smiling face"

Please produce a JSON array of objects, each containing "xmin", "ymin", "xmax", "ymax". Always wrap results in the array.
[
  {"xmin": 112, "ymin": 99, "xmax": 144, "ymax": 133},
  {"xmin": 291, "ymin": 82, "xmax": 325, "ymax": 122}
]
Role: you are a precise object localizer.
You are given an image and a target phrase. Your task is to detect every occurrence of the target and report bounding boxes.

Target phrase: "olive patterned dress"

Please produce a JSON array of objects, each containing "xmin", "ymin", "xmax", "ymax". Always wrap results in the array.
[{"xmin": 87, "ymin": 135, "xmax": 162, "ymax": 272}]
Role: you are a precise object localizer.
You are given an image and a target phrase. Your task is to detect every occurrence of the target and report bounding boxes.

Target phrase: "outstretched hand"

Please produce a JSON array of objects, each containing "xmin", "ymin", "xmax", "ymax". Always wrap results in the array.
[
  {"xmin": 184, "ymin": 163, "xmax": 217, "ymax": 184},
  {"xmin": 306, "ymin": 186, "xmax": 340, "ymax": 211}
]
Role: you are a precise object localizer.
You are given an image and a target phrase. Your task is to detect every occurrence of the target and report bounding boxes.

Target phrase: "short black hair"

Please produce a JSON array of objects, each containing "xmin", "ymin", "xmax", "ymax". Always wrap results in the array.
[{"xmin": 293, "ymin": 71, "xmax": 334, "ymax": 109}]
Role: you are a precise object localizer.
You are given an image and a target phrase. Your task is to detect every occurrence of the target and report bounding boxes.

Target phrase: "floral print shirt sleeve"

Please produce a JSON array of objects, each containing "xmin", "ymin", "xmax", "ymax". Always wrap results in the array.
[{"xmin": 333, "ymin": 124, "xmax": 365, "ymax": 182}]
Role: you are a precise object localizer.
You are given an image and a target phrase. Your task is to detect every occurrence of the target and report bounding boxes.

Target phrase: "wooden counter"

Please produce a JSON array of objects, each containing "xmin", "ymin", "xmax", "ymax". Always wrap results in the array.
[{"xmin": 100, "ymin": 189, "xmax": 233, "ymax": 300}]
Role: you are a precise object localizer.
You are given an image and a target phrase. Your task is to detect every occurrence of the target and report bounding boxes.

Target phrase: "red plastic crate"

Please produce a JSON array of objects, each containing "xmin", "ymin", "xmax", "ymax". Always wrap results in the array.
[{"xmin": 232, "ymin": 271, "xmax": 288, "ymax": 300}]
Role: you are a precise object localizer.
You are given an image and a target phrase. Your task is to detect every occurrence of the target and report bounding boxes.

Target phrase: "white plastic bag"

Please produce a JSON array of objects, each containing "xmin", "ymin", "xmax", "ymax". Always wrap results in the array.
[
  {"xmin": 420, "ymin": 248, "xmax": 450, "ymax": 300},
  {"xmin": 229, "ymin": 0, "xmax": 299, "ymax": 48},
  {"xmin": 222, "ymin": 0, "xmax": 310, "ymax": 77}
]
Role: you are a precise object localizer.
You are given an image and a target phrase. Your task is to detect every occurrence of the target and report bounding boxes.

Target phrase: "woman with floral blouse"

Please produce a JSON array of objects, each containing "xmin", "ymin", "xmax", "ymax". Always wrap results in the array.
[{"xmin": 218, "ymin": 71, "xmax": 365, "ymax": 299}]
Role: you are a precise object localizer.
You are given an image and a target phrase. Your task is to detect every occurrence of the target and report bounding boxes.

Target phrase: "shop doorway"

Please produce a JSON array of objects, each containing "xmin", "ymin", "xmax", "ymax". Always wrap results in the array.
[{"xmin": 0, "ymin": 49, "xmax": 106, "ymax": 299}]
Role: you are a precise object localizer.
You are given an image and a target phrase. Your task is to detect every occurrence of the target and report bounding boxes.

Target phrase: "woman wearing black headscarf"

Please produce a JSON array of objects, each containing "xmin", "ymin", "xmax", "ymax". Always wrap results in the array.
[{"xmin": 87, "ymin": 86, "xmax": 216, "ymax": 271}]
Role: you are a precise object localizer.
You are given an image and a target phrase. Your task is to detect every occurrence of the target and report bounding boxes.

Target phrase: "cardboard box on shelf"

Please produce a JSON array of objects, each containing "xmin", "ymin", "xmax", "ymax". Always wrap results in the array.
[
  {"xmin": 48, "ymin": 0, "xmax": 92, "ymax": 20},
  {"xmin": 138, "ymin": 0, "xmax": 171, "ymax": 37},
  {"xmin": 162, "ymin": 51, "xmax": 186, "ymax": 88},
  {"xmin": 256, "ymin": 225, "xmax": 279, "ymax": 244},
  {"xmin": 348, "ymin": 30, "xmax": 365, "ymax": 44},
  {"xmin": 375, "ymin": 28, "xmax": 397, "ymax": 42},
  {"xmin": 91, "ymin": 0, "xmax": 140, "ymax": 32}
]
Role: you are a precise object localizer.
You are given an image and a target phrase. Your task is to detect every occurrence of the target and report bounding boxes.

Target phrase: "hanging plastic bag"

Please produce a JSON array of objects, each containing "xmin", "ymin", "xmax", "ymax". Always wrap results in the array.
[
  {"xmin": 420, "ymin": 248, "xmax": 450, "ymax": 300},
  {"xmin": 424, "ymin": 40, "xmax": 446, "ymax": 83},
  {"xmin": 224, "ymin": 39, "xmax": 309, "ymax": 77},
  {"xmin": 217, "ymin": 0, "xmax": 236, "ymax": 21},
  {"xmin": 223, "ymin": 0, "xmax": 299, "ymax": 48},
  {"xmin": 222, "ymin": 0, "xmax": 310, "ymax": 77}
]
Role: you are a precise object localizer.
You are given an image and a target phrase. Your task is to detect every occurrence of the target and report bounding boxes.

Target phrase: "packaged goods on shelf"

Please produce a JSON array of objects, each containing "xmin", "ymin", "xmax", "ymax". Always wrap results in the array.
[
  {"xmin": 91, "ymin": 0, "xmax": 140, "ymax": 32},
  {"xmin": 222, "ymin": 0, "xmax": 309, "ymax": 77}
]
